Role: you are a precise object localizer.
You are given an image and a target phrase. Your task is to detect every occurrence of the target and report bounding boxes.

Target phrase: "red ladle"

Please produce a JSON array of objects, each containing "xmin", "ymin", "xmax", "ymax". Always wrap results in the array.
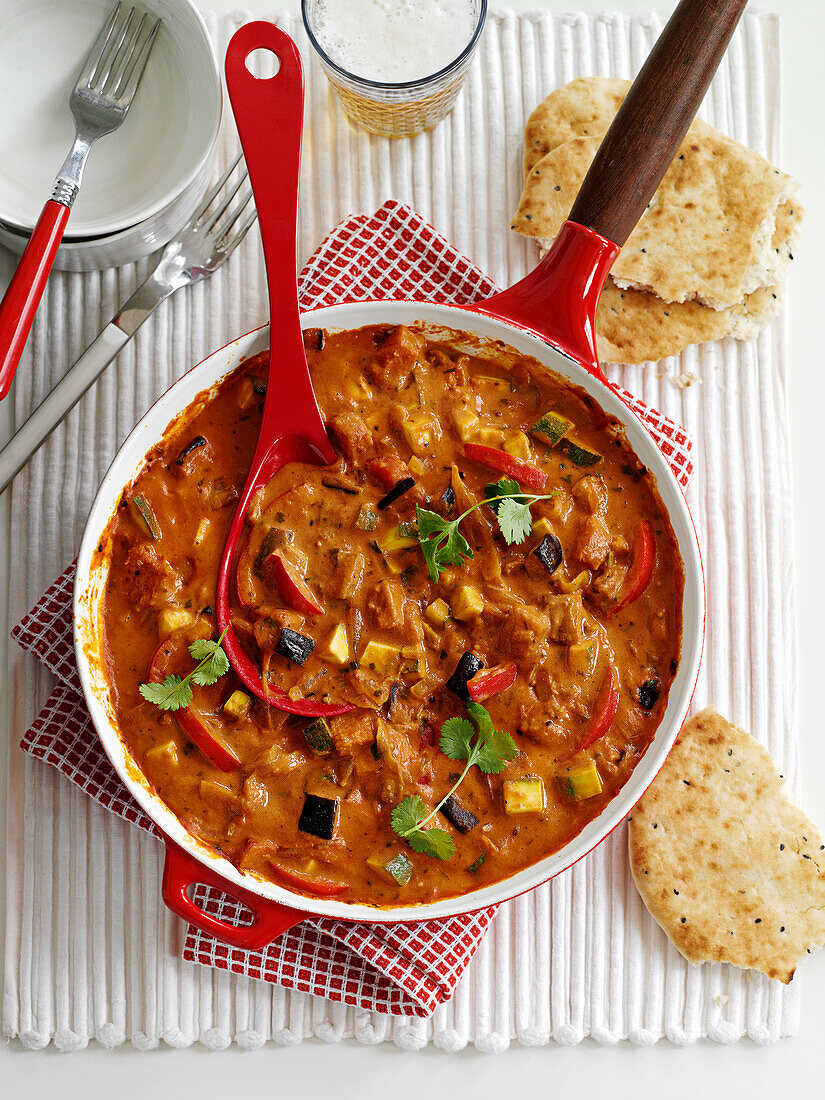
[{"xmin": 218, "ymin": 0, "xmax": 746, "ymax": 718}]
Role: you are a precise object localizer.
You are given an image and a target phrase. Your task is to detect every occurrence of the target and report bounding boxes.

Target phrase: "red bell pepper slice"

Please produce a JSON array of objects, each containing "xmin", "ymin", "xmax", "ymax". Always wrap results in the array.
[
  {"xmin": 575, "ymin": 667, "xmax": 620, "ymax": 754},
  {"xmin": 463, "ymin": 444, "xmax": 548, "ymax": 491},
  {"xmin": 263, "ymin": 689, "xmax": 353, "ymax": 718},
  {"xmin": 467, "ymin": 661, "xmax": 517, "ymax": 702},
  {"xmin": 612, "ymin": 520, "xmax": 656, "ymax": 615},
  {"xmin": 265, "ymin": 551, "xmax": 324, "ymax": 616},
  {"xmin": 269, "ymin": 861, "xmax": 348, "ymax": 897},
  {"xmin": 146, "ymin": 633, "xmax": 241, "ymax": 771}
]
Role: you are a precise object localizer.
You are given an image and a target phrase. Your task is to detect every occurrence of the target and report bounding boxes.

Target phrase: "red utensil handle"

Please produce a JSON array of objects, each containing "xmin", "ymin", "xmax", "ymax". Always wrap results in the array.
[
  {"xmin": 0, "ymin": 200, "xmax": 70, "ymax": 401},
  {"xmin": 161, "ymin": 839, "xmax": 307, "ymax": 950},
  {"xmin": 224, "ymin": 21, "xmax": 333, "ymax": 466},
  {"xmin": 477, "ymin": 0, "xmax": 749, "ymax": 376}
]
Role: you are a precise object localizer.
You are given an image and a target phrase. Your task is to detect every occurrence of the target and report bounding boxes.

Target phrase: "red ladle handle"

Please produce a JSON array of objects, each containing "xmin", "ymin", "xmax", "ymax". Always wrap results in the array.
[
  {"xmin": 479, "ymin": 0, "xmax": 749, "ymax": 374},
  {"xmin": 216, "ymin": 23, "xmax": 344, "ymax": 714},
  {"xmin": 0, "ymin": 200, "xmax": 71, "ymax": 401}
]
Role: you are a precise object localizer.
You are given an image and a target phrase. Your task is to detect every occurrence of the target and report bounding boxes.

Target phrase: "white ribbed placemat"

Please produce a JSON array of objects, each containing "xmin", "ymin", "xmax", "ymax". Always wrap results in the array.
[{"xmin": 2, "ymin": 9, "xmax": 799, "ymax": 1050}]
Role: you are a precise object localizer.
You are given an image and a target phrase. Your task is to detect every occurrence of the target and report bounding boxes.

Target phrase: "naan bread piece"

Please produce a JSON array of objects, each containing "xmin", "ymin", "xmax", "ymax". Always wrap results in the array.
[
  {"xmin": 628, "ymin": 709, "xmax": 825, "ymax": 984},
  {"xmin": 597, "ymin": 199, "xmax": 803, "ymax": 363},
  {"xmin": 513, "ymin": 121, "xmax": 798, "ymax": 311},
  {"xmin": 523, "ymin": 76, "xmax": 630, "ymax": 178}
]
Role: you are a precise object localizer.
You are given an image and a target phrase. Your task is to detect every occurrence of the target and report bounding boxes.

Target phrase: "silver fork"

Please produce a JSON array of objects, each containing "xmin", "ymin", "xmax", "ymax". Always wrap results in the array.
[
  {"xmin": 0, "ymin": 156, "xmax": 258, "ymax": 493},
  {"xmin": 0, "ymin": 3, "xmax": 161, "ymax": 400}
]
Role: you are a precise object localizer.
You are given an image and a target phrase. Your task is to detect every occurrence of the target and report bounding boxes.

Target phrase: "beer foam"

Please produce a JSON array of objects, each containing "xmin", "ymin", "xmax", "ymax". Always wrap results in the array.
[{"xmin": 311, "ymin": 0, "xmax": 478, "ymax": 83}]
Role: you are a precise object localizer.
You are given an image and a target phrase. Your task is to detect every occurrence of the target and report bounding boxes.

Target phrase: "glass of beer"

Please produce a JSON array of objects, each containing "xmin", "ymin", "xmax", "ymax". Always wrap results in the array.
[{"xmin": 301, "ymin": 0, "xmax": 487, "ymax": 138}]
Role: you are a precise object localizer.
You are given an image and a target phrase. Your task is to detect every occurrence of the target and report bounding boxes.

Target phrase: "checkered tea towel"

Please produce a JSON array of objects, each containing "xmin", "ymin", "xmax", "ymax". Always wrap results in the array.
[{"xmin": 12, "ymin": 201, "xmax": 694, "ymax": 1017}]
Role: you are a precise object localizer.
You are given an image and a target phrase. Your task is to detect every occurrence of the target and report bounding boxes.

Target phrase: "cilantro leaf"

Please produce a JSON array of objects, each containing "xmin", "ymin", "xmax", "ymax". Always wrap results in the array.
[
  {"xmin": 439, "ymin": 716, "xmax": 476, "ymax": 761},
  {"xmin": 406, "ymin": 827, "xmax": 455, "ymax": 861},
  {"xmin": 139, "ymin": 674, "xmax": 193, "ymax": 712},
  {"xmin": 484, "ymin": 477, "xmax": 523, "ymax": 513},
  {"xmin": 415, "ymin": 506, "xmax": 474, "ymax": 583},
  {"xmin": 466, "ymin": 701, "xmax": 518, "ymax": 774},
  {"xmin": 496, "ymin": 496, "xmax": 536, "ymax": 545},
  {"xmin": 390, "ymin": 795, "xmax": 427, "ymax": 837},
  {"xmin": 189, "ymin": 638, "xmax": 230, "ymax": 686}
]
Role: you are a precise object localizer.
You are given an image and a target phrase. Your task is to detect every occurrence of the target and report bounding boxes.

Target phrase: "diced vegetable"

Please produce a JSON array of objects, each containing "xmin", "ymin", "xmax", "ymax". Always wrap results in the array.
[
  {"xmin": 532, "ymin": 517, "xmax": 553, "ymax": 539},
  {"xmin": 321, "ymin": 475, "xmax": 359, "ymax": 495},
  {"xmin": 378, "ymin": 525, "xmax": 418, "ymax": 553},
  {"xmin": 223, "ymin": 690, "xmax": 251, "ymax": 721},
  {"xmin": 199, "ymin": 779, "xmax": 239, "ymax": 811},
  {"xmin": 446, "ymin": 652, "xmax": 484, "ymax": 700},
  {"xmin": 354, "ymin": 504, "xmax": 378, "ymax": 531},
  {"xmin": 424, "ymin": 598, "xmax": 450, "ymax": 628},
  {"xmin": 266, "ymin": 552, "xmax": 324, "ymax": 616},
  {"xmin": 302, "ymin": 718, "xmax": 334, "ymax": 756},
  {"xmin": 144, "ymin": 741, "xmax": 180, "ymax": 769},
  {"xmin": 637, "ymin": 678, "xmax": 660, "ymax": 710},
  {"xmin": 174, "ymin": 435, "xmax": 207, "ymax": 466},
  {"xmin": 467, "ymin": 662, "xmax": 517, "ymax": 702},
  {"xmin": 575, "ymin": 668, "xmax": 620, "ymax": 753},
  {"xmin": 408, "ymin": 455, "xmax": 426, "ymax": 477},
  {"xmin": 502, "ymin": 430, "xmax": 532, "ymax": 461},
  {"xmin": 322, "ymin": 623, "xmax": 350, "ymax": 666},
  {"xmin": 193, "ymin": 518, "xmax": 211, "ymax": 547},
  {"xmin": 157, "ymin": 607, "xmax": 197, "ymax": 640},
  {"xmin": 360, "ymin": 639, "xmax": 400, "ymax": 676},
  {"xmin": 612, "ymin": 520, "xmax": 656, "ymax": 614},
  {"xmin": 440, "ymin": 484, "xmax": 456, "ymax": 510},
  {"xmin": 376, "ymin": 475, "xmax": 416, "ymax": 510},
  {"xmin": 302, "ymin": 327, "xmax": 326, "ymax": 351},
  {"xmin": 366, "ymin": 851, "xmax": 413, "ymax": 886},
  {"xmin": 475, "ymin": 428, "xmax": 506, "ymax": 448},
  {"xmin": 439, "ymin": 795, "xmax": 479, "ymax": 833},
  {"xmin": 530, "ymin": 412, "xmax": 573, "ymax": 447},
  {"xmin": 367, "ymin": 455, "xmax": 414, "ymax": 492},
  {"xmin": 503, "ymin": 777, "xmax": 545, "ymax": 814},
  {"xmin": 451, "ymin": 584, "xmax": 484, "ymax": 621},
  {"xmin": 401, "ymin": 411, "xmax": 441, "ymax": 455},
  {"xmin": 562, "ymin": 436, "xmax": 602, "ymax": 467},
  {"xmin": 467, "ymin": 855, "xmax": 486, "ymax": 874},
  {"xmin": 533, "ymin": 532, "xmax": 563, "ymax": 574},
  {"xmin": 269, "ymin": 860, "xmax": 348, "ymax": 897},
  {"xmin": 555, "ymin": 569, "xmax": 589, "ymax": 593},
  {"xmin": 567, "ymin": 639, "xmax": 597, "ymax": 676},
  {"xmin": 560, "ymin": 760, "xmax": 603, "ymax": 801},
  {"xmin": 463, "ymin": 443, "xmax": 548, "ymax": 491},
  {"xmin": 130, "ymin": 494, "xmax": 161, "ymax": 539},
  {"xmin": 298, "ymin": 793, "xmax": 338, "ymax": 839},
  {"xmin": 450, "ymin": 407, "xmax": 479, "ymax": 442},
  {"xmin": 178, "ymin": 706, "xmax": 241, "ymax": 771},
  {"xmin": 275, "ymin": 628, "xmax": 315, "ymax": 666}
]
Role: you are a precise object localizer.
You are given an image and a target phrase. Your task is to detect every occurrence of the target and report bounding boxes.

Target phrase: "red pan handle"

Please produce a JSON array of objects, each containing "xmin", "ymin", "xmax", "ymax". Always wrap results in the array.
[
  {"xmin": 162, "ymin": 839, "xmax": 307, "ymax": 951},
  {"xmin": 478, "ymin": 0, "xmax": 749, "ymax": 376}
]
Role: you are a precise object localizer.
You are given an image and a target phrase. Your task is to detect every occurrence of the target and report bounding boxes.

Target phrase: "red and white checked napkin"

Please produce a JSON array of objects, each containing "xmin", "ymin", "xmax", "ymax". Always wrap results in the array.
[{"xmin": 12, "ymin": 201, "xmax": 694, "ymax": 1018}]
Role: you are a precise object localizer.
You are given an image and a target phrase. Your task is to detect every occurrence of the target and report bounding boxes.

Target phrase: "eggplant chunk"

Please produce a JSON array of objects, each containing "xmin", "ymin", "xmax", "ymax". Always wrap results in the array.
[
  {"xmin": 446, "ymin": 652, "xmax": 484, "ymax": 700},
  {"xmin": 298, "ymin": 793, "xmax": 338, "ymax": 839},
  {"xmin": 439, "ymin": 795, "xmax": 479, "ymax": 834}
]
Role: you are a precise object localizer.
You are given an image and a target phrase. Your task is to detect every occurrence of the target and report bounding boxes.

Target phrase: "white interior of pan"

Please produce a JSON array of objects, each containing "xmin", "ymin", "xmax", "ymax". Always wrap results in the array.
[{"xmin": 75, "ymin": 301, "xmax": 705, "ymax": 923}]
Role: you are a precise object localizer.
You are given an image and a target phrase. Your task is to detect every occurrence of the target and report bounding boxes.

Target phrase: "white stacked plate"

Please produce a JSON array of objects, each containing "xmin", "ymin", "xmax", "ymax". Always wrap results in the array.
[{"xmin": 0, "ymin": 0, "xmax": 221, "ymax": 271}]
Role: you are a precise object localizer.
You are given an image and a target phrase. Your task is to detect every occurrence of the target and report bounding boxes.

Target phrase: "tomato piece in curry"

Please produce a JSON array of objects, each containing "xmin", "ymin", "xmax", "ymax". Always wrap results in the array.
[{"xmin": 98, "ymin": 324, "xmax": 684, "ymax": 907}]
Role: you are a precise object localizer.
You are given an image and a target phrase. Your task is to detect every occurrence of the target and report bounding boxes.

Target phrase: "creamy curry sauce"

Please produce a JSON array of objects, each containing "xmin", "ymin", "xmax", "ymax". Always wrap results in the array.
[{"xmin": 98, "ymin": 323, "xmax": 683, "ymax": 906}]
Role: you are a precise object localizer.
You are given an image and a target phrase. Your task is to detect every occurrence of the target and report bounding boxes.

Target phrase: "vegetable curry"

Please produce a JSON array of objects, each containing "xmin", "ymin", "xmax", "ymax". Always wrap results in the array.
[{"xmin": 99, "ymin": 323, "xmax": 683, "ymax": 906}]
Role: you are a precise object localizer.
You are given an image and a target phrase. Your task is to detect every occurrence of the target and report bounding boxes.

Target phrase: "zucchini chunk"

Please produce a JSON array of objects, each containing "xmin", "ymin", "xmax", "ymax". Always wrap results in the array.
[
  {"xmin": 302, "ymin": 718, "xmax": 335, "ymax": 756},
  {"xmin": 222, "ymin": 690, "xmax": 251, "ymax": 721},
  {"xmin": 366, "ymin": 851, "xmax": 413, "ymax": 886},
  {"xmin": 298, "ymin": 793, "xmax": 338, "ymax": 839},
  {"xmin": 467, "ymin": 855, "xmax": 486, "ymax": 874},
  {"xmin": 130, "ymin": 494, "xmax": 161, "ymax": 540},
  {"xmin": 439, "ymin": 795, "xmax": 479, "ymax": 834},
  {"xmin": 378, "ymin": 525, "xmax": 418, "ymax": 554},
  {"xmin": 354, "ymin": 504, "xmax": 378, "ymax": 531},
  {"xmin": 174, "ymin": 435, "xmax": 207, "ymax": 466},
  {"xmin": 275, "ymin": 627, "xmax": 315, "ymax": 666},
  {"xmin": 531, "ymin": 412, "xmax": 573, "ymax": 447},
  {"xmin": 533, "ymin": 533, "xmax": 563, "ymax": 574},
  {"xmin": 563, "ymin": 437, "xmax": 602, "ymax": 467},
  {"xmin": 559, "ymin": 761, "xmax": 603, "ymax": 801},
  {"xmin": 446, "ymin": 652, "xmax": 484, "ymax": 700},
  {"xmin": 503, "ymin": 777, "xmax": 545, "ymax": 814}
]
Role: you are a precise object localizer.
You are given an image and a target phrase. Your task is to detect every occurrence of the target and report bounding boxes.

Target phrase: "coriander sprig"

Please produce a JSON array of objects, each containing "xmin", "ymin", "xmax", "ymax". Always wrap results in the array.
[
  {"xmin": 139, "ymin": 626, "xmax": 230, "ymax": 712},
  {"xmin": 390, "ymin": 702, "xmax": 518, "ymax": 860},
  {"xmin": 415, "ymin": 476, "xmax": 557, "ymax": 582}
]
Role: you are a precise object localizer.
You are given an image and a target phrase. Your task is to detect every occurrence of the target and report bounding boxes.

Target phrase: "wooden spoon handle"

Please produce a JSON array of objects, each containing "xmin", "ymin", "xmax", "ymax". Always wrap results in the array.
[{"xmin": 568, "ymin": 0, "xmax": 749, "ymax": 246}]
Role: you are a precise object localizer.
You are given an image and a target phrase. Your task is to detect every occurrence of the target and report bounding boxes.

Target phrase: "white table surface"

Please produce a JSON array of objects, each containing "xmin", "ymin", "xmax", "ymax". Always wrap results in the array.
[{"xmin": 1, "ymin": 0, "xmax": 824, "ymax": 1093}]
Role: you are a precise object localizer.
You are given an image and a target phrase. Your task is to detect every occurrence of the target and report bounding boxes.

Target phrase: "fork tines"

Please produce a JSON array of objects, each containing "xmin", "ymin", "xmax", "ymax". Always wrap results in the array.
[
  {"xmin": 79, "ymin": 3, "xmax": 161, "ymax": 104},
  {"xmin": 197, "ymin": 155, "xmax": 258, "ymax": 253}
]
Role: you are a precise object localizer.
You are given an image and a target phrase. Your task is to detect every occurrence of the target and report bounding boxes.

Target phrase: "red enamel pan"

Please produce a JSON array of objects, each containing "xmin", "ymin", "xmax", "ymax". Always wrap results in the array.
[{"xmin": 75, "ymin": 0, "xmax": 742, "ymax": 947}]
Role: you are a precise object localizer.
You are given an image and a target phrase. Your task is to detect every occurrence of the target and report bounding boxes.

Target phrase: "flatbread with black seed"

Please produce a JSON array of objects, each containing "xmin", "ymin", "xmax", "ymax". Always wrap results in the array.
[{"xmin": 628, "ymin": 709, "xmax": 825, "ymax": 983}]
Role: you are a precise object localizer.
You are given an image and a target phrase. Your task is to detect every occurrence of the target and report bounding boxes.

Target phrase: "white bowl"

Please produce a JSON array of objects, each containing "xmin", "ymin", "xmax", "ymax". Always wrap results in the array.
[
  {"xmin": 0, "ymin": 0, "xmax": 220, "ymax": 239},
  {"xmin": 75, "ymin": 302, "xmax": 705, "ymax": 927}
]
